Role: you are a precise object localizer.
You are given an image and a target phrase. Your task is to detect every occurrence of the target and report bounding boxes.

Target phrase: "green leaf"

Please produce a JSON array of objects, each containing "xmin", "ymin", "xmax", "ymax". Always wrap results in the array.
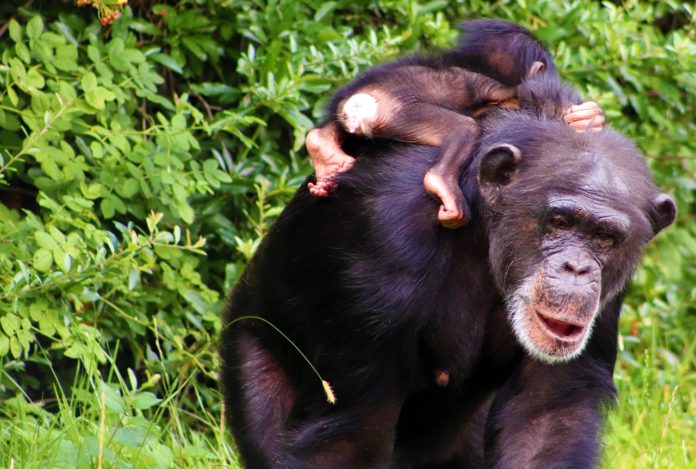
[
  {"xmin": 182, "ymin": 37, "xmax": 207, "ymax": 61},
  {"xmin": 0, "ymin": 336, "xmax": 9, "ymax": 356},
  {"xmin": 182, "ymin": 289, "xmax": 210, "ymax": 315},
  {"xmin": 113, "ymin": 427, "xmax": 147, "ymax": 448},
  {"xmin": 100, "ymin": 196, "xmax": 126, "ymax": 218},
  {"xmin": 87, "ymin": 45, "xmax": 101, "ymax": 63},
  {"xmin": 10, "ymin": 58, "xmax": 27, "ymax": 83},
  {"xmin": 90, "ymin": 141, "xmax": 104, "ymax": 159},
  {"xmin": 7, "ymin": 87, "xmax": 19, "ymax": 106},
  {"xmin": 81, "ymin": 182, "xmax": 103, "ymax": 200},
  {"xmin": 30, "ymin": 39, "xmax": 53, "ymax": 63},
  {"xmin": 122, "ymin": 49, "xmax": 145, "ymax": 64},
  {"xmin": 51, "ymin": 248, "xmax": 66, "ymax": 270},
  {"xmin": 1, "ymin": 314, "xmax": 20, "ymax": 335},
  {"xmin": 116, "ymin": 178, "xmax": 139, "ymax": 199},
  {"xmin": 54, "ymin": 45, "xmax": 79, "ymax": 72},
  {"xmin": 25, "ymin": 68, "xmax": 45, "ymax": 90},
  {"xmin": 15, "ymin": 42, "xmax": 31, "ymax": 63},
  {"xmin": 54, "ymin": 21, "xmax": 78, "ymax": 47},
  {"xmin": 150, "ymin": 52, "xmax": 183, "ymax": 74},
  {"xmin": 81, "ymin": 72, "xmax": 98, "ymax": 93},
  {"xmin": 133, "ymin": 391, "xmax": 162, "ymax": 410},
  {"xmin": 314, "ymin": 2, "xmax": 337, "ymax": 21},
  {"xmin": 41, "ymin": 32, "xmax": 66, "ymax": 47},
  {"xmin": 35, "ymin": 231, "xmax": 58, "ymax": 249},
  {"xmin": 171, "ymin": 114, "xmax": 186, "ymax": 130},
  {"xmin": 26, "ymin": 16, "xmax": 44, "ymax": 40},
  {"xmin": 99, "ymin": 382, "xmax": 125, "ymax": 414},
  {"xmin": 107, "ymin": 37, "xmax": 125, "ymax": 56},
  {"xmin": 16, "ymin": 329, "xmax": 33, "ymax": 352},
  {"xmin": 9, "ymin": 337, "xmax": 21, "ymax": 358},
  {"xmin": 127, "ymin": 368, "xmax": 138, "ymax": 391},
  {"xmin": 29, "ymin": 301, "xmax": 49, "ymax": 322},
  {"xmin": 33, "ymin": 248, "xmax": 53, "ymax": 272},
  {"xmin": 0, "ymin": 110, "xmax": 21, "ymax": 131},
  {"xmin": 64, "ymin": 342, "xmax": 86, "ymax": 360},
  {"xmin": 8, "ymin": 19, "xmax": 22, "ymax": 43},
  {"xmin": 85, "ymin": 90, "xmax": 104, "ymax": 110},
  {"xmin": 174, "ymin": 201, "xmax": 195, "ymax": 224},
  {"xmin": 58, "ymin": 81, "xmax": 77, "ymax": 101},
  {"xmin": 110, "ymin": 55, "xmax": 130, "ymax": 72}
]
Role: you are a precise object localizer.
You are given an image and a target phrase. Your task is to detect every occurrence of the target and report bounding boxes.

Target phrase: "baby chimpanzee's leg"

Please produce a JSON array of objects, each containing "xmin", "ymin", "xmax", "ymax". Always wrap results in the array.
[
  {"xmin": 308, "ymin": 95, "xmax": 482, "ymax": 227},
  {"xmin": 336, "ymin": 92, "xmax": 481, "ymax": 227},
  {"xmin": 379, "ymin": 104, "xmax": 481, "ymax": 228}
]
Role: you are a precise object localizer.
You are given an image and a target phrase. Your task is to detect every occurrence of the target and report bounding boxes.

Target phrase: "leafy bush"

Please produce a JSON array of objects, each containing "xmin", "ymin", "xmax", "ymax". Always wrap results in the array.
[{"xmin": 0, "ymin": 0, "xmax": 693, "ymax": 467}]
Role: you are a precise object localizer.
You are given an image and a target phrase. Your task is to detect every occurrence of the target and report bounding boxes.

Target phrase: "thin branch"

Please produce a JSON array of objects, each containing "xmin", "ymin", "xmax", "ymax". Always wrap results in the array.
[{"xmin": 0, "ymin": 95, "xmax": 72, "ymax": 178}]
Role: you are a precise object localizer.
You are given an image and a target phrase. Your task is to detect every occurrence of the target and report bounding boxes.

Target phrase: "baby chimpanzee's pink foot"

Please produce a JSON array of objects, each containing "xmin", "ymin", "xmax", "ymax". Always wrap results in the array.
[
  {"xmin": 423, "ymin": 169, "xmax": 470, "ymax": 229},
  {"xmin": 305, "ymin": 122, "xmax": 356, "ymax": 197},
  {"xmin": 338, "ymin": 93, "xmax": 379, "ymax": 136}
]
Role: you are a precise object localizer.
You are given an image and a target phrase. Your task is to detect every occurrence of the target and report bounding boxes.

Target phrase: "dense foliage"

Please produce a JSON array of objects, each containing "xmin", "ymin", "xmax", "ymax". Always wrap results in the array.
[{"xmin": 0, "ymin": 0, "xmax": 693, "ymax": 467}]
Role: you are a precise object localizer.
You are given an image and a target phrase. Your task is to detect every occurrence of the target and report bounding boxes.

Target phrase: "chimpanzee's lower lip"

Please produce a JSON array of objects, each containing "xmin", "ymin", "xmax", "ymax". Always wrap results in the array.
[{"xmin": 534, "ymin": 309, "xmax": 586, "ymax": 342}]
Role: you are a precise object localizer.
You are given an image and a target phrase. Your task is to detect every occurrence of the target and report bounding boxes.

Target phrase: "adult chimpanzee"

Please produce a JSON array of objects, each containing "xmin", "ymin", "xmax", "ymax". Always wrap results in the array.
[{"xmin": 219, "ymin": 32, "xmax": 676, "ymax": 469}]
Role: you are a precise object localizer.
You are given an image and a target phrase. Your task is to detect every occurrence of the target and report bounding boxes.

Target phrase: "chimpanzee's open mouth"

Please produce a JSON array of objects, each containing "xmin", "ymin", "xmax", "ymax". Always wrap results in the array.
[{"xmin": 535, "ymin": 310, "xmax": 586, "ymax": 341}]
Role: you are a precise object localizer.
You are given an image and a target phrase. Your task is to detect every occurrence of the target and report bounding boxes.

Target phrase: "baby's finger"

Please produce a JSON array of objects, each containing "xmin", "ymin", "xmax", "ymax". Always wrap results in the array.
[
  {"xmin": 590, "ymin": 113, "xmax": 606, "ymax": 127},
  {"xmin": 568, "ymin": 101, "xmax": 600, "ymax": 113},
  {"xmin": 569, "ymin": 118, "xmax": 604, "ymax": 132},
  {"xmin": 564, "ymin": 108, "xmax": 602, "ymax": 123}
]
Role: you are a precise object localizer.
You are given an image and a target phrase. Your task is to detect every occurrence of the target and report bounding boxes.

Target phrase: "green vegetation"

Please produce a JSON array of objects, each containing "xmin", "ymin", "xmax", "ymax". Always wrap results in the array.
[{"xmin": 0, "ymin": 1, "xmax": 693, "ymax": 467}]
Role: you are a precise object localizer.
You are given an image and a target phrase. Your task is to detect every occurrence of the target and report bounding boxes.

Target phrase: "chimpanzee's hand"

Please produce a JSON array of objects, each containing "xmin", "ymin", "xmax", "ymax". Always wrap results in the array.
[{"xmin": 563, "ymin": 101, "xmax": 605, "ymax": 132}]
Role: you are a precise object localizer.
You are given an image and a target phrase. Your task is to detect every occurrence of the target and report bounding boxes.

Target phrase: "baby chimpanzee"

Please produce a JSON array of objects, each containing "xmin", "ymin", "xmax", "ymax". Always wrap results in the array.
[{"xmin": 306, "ymin": 20, "xmax": 603, "ymax": 228}]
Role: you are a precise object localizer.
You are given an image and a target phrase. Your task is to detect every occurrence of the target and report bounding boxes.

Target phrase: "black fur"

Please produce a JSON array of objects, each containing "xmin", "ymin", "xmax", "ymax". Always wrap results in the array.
[
  {"xmin": 220, "ymin": 22, "xmax": 675, "ymax": 469},
  {"xmin": 456, "ymin": 19, "xmax": 559, "ymax": 85}
]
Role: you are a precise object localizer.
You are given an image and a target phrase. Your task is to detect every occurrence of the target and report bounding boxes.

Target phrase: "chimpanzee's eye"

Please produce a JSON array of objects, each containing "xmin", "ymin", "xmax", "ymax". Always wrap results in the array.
[
  {"xmin": 548, "ymin": 214, "xmax": 571, "ymax": 230},
  {"xmin": 593, "ymin": 231, "xmax": 616, "ymax": 249}
]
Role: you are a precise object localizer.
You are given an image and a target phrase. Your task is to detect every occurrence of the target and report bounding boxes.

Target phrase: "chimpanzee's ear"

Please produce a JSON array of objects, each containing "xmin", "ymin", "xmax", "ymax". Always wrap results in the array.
[
  {"xmin": 648, "ymin": 193, "xmax": 677, "ymax": 235},
  {"xmin": 478, "ymin": 143, "xmax": 522, "ymax": 204},
  {"xmin": 528, "ymin": 61, "xmax": 545, "ymax": 77}
]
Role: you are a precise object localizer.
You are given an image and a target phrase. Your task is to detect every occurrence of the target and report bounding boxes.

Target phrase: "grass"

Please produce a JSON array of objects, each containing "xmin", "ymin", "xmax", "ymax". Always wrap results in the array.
[
  {"xmin": 0, "ymin": 351, "xmax": 242, "ymax": 469},
  {"xmin": 0, "ymin": 302, "xmax": 693, "ymax": 468},
  {"xmin": 602, "ymin": 304, "xmax": 696, "ymax": 468}
]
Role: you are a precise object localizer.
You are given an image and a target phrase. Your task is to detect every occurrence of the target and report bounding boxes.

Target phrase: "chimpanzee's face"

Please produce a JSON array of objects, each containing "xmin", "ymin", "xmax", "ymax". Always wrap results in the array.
[
  {"xmin": 506, "ymin": 192, "xmax": 632, "ymax": 362},
  {"xmin": 476, "ymin": 126, "xmax": 675, "ymax": 363}
]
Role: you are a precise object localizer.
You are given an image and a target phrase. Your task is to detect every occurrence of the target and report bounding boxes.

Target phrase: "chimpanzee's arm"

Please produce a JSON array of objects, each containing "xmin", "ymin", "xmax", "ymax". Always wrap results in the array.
[{"xmin": 484, "ymin": 298, "xmax": 620, "ymax": 468}]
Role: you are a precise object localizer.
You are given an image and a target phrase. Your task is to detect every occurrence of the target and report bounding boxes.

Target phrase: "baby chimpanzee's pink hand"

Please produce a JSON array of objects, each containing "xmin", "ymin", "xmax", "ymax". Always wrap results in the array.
[{"xmin": 564, "ymin": 101, "xmax": 604, "ymax": 132}]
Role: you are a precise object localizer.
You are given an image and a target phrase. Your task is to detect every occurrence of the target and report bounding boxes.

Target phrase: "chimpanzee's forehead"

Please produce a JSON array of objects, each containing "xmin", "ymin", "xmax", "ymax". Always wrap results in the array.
[
  {"xmin": 481, "ymin": 116, "xmax": 656, "ymax": 200},
  {"xmin": 549, "ymin": 149, "xmax": 632, "ymax": 197},
  {"xmin": 579, "ymin": 158, "xmax": 630, "ymax": 195},
  {"xmin": 532, "ymin": 130, "xmax": 649, "ymax": 190}
]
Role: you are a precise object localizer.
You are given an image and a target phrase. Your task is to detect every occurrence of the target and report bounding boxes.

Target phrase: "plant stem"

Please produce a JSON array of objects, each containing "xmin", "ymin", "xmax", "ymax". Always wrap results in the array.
[
  {"xmin": 0, "ymin": 95, "xmax": 72, "ymax": 178},
  {"xmin": 224, "ymin": 315, "xmax": 336, "ymax": 404}
]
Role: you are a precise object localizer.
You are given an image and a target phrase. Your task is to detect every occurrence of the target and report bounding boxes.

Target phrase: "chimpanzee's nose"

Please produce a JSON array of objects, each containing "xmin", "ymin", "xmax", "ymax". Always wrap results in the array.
[
  {"xmin": 558, "ymin": 248, "xmax": 595, "ymax": 280},
  {"xmin": 562, "ymin": 259, "xmax": 591, "ymax": 276}
]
